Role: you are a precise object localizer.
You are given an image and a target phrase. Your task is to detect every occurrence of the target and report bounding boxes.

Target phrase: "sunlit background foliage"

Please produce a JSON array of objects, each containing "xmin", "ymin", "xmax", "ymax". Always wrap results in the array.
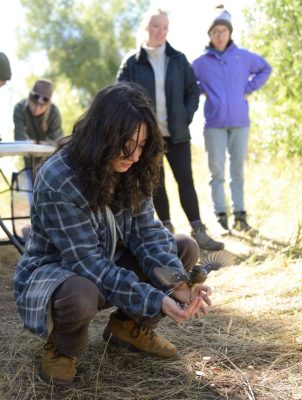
[
  {"xmin": 17, "ymin": 0, "xmax": 302, "ymax": 160},
  {"xmin": 18, "ymin": 0, "xmax": 150, "ymax": 133},
  {"xmin": 243, "ymin": 0, "xmax": 302, "ymax": 159}
]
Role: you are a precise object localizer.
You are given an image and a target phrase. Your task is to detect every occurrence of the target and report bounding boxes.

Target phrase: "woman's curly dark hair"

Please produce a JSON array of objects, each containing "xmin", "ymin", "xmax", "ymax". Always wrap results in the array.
[{"xmin": 60, "ymin": 82, "xmax": 164, "ymax": 212}]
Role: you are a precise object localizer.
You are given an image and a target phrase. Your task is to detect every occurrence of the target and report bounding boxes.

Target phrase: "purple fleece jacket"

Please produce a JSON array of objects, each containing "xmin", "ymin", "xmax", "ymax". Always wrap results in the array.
[{"xmin": 192, "ymin": 42, "xmax": 272, "ymax": 128}]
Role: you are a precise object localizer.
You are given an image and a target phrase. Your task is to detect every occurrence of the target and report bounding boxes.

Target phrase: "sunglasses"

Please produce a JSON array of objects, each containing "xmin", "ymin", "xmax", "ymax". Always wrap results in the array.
[{"xmin": 30, "ymin": 92, "xmax": 50, "ymax": 105}]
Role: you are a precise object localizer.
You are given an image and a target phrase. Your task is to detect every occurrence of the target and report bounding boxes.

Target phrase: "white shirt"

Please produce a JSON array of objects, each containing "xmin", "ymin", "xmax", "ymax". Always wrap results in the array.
[{"xmin": 143, "ymin": 42, "xmax": 170, "ymax": 137}]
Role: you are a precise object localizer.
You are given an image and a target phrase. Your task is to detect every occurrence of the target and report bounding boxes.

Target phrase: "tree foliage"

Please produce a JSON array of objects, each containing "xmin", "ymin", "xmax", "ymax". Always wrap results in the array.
[
  {"xmin": 243, "ymin": 0, "xmax": 302, "ymax": 158},
  {"xmin": 19, "ymin": 0, "xmax": 149, "ymax": 104}
]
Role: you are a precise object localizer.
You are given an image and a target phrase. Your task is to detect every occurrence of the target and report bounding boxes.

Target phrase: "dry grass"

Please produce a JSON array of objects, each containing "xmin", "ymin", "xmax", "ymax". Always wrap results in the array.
[{"xmin": 0, "ymin": 146, "xmax": 301, "ymax": 399}]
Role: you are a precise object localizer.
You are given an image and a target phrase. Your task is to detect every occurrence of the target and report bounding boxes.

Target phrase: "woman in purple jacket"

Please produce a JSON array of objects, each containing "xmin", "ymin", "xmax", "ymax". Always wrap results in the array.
[{"xmin": 192, "ymin": 9, "xmax": 272, "ymax": 232}]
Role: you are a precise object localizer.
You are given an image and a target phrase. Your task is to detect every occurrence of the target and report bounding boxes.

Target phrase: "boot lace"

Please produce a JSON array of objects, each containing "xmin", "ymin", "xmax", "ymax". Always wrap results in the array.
[{"xmin": 130, "ymin": 325, "xmax": 156, "ymax": 340}]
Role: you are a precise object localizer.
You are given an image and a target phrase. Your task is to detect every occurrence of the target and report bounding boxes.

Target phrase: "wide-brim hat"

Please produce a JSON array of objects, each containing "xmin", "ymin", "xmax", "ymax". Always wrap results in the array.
[{"xmin": 29, "ymin": 79, "xmax": 53, "ymax": 104}]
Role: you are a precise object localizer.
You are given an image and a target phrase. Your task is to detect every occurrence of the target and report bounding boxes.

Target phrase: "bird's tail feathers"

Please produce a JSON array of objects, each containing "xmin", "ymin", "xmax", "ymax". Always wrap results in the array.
[{"xmin": 198, "ymin": 250, "xmax": 235, "ymax": 274}]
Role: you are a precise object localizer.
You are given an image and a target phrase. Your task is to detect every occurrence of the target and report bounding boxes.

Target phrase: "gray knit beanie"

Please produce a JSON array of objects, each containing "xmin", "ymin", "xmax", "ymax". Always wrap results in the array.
[
  {"xmin": 208, "ymin": 10, "xmax": 233, "ymax": 34},
  {"xmin": 0, "ymin": 52, "xmax": 12, "ymax": 81}
]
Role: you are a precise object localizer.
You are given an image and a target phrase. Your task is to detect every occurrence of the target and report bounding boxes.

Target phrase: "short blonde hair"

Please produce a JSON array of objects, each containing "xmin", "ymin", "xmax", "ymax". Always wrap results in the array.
[{"xmin": 136, "ymin": 8, "xmax": 169, "ymax": 47}]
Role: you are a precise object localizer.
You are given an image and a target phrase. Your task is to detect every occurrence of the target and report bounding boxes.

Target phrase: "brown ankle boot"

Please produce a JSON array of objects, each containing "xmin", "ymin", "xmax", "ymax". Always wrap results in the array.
[
  {"xmin": 103, "ymin": 312, "xmax": 177, "ymax": 359},
  {"xmin": 40, "ymin": 340, "xmax": 77, "ymax": 385}
]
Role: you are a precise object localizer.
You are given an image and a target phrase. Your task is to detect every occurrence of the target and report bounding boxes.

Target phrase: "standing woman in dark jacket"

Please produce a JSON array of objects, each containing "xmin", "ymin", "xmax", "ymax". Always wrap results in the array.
[{"xmin": 117, "ymin": 8, "xmax": 223, "ymax": 251}]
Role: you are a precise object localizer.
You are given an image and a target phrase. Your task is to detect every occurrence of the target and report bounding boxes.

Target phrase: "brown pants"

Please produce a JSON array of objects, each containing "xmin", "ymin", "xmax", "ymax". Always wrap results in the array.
[{"xmin": 49, "ymin": 234, "xmax": 199, "ymax": 356}]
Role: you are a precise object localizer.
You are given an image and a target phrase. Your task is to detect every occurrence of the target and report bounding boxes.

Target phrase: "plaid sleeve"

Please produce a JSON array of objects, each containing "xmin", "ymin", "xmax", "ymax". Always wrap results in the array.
[
  {"xmin": 36, "ymin": 189, "xmax": 165, "ymax": 317},
  {"xmin": 127, "ymin": 198, "xmax": 186, "ymax": 289}
]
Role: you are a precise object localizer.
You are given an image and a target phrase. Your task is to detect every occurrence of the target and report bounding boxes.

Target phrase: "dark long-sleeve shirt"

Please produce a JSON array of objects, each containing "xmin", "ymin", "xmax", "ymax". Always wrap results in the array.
[{"xmin": 13, "ymin": 99, "xmax": 63, "ymax": 145}]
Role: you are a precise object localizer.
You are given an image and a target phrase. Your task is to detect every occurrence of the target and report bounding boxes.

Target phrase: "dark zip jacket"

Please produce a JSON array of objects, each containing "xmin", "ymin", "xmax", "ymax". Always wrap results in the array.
[{"xmin": 117, "ymin": 42, "xmax": 199, "ymax": 144}]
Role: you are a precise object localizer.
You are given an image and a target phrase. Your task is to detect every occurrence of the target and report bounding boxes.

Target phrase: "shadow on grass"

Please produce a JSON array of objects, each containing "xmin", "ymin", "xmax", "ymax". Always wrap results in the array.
[
  {"xmin": 221, "ymin": 228, "xmax": 302, "ymax": 265},
  {"xmin": 0, "ymin": 245, "xmax": 301, "ymax": 400},
  {"xmin": 231, "ymin": 228, "xmax": 301, "ymax": 251},
  {"xmin": 1, "ymin": 302, "xmax": 301, "ymax": 400}
]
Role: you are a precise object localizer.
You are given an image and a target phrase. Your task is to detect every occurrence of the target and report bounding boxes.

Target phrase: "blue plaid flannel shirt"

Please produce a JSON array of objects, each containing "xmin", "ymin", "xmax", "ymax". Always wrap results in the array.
[{"xmin": 13, "ymin": 150, "xmax": 185, "ymax": 337}]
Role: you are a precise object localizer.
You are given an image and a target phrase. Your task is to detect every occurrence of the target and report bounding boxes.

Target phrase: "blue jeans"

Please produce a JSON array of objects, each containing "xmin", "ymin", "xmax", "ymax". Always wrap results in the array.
[{"xmin": 204, "ymin": 127, "xmax": 249, "ymax": 214}]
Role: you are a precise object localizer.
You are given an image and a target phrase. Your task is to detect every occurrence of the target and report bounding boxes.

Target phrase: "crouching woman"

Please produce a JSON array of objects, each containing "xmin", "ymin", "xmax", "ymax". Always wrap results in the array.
[{"xmin": 13, "ymin": 82, "xmax": 211, "ymax": 385}]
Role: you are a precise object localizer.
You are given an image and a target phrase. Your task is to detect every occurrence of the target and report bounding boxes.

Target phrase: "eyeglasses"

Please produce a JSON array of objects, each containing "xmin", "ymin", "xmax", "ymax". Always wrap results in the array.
[
  {"xmin": 209, "ymin": 28, "xmax": 229, "ymax": 38},
  {"xmin": 29, "ymin": 92, "xmax": 50, "ymax": 105}
]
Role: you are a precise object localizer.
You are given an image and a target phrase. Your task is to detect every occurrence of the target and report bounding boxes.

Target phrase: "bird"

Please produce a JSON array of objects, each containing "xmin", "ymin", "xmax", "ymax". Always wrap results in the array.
[{"xmin": 154, "ymin": 250, "xmax": 235, "ymax": 295}]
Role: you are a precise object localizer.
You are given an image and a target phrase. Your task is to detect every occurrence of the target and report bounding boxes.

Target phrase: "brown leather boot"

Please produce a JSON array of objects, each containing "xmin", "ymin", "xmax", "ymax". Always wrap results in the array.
[
  {"xmin": 40, "ymin": 340, "xmax": 77, "ymax": 385},
  {"xmin": 103, "ymin": 311, "xmax": 177, "ymax": 359}
]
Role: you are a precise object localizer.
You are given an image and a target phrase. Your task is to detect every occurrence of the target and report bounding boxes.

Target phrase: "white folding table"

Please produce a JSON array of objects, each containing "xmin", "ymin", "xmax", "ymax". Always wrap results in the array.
[{"xmin": 0, "ymin": 141, "xmax": 55, "ymax": 253}]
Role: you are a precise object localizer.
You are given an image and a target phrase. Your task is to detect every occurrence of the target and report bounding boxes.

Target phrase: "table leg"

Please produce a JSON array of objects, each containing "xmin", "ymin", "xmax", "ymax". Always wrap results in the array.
[{"xmin": 0, "ymin": 217, "xmax": 24, "ymax": 254}]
